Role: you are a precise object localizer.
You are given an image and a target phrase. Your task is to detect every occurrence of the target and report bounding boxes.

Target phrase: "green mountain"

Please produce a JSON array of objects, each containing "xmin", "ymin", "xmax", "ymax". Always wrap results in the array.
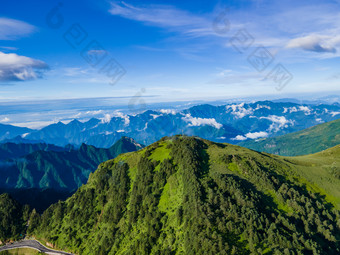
[
  {"xmin": 239, "ymin": 118, "xmax": 340, "ymax": 156},
  {"xmin": 0, "ymin": 137, "xmax": 143, "ymax": 192},
  {"xmin": 29, "ymin": 136, "xmax": 340, "ymax": 254}
]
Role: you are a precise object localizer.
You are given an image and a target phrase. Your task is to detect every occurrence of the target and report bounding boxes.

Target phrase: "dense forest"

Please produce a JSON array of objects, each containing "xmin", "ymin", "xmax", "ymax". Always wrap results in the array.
[
  {"xmin": 26, "ymin": 136, "xmax": 340, "ymax": 254},
  {"xmin": 0, "ymin": 194, "xmax": 28, "ymax": 243}
]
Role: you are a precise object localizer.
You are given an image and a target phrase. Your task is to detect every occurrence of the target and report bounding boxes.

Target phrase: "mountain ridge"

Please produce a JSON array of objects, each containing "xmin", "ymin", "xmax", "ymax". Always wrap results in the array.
[
  {"xmin": 2, "ymin": 101, "xmax": 340, "ymax": 148},
  {"xmin": 27, "ymin": 135, "xmax": 340, "ymax": 254}
]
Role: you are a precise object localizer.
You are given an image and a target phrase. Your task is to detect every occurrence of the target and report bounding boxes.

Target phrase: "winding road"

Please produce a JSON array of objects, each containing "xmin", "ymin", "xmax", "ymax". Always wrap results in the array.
[{"xmin": 0, "ymin": 240, "xmax": 73, "ymax": 254}]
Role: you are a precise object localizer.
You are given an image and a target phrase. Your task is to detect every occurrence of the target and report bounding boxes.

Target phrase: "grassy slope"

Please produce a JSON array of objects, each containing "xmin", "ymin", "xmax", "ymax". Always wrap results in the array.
[
  {"xmin": 210, "ymin": 142, "xmax": 340, "ymax": 209},
  {"xmin": 239, "ymin": 118, "xmax": 340, "ymax": 156},
  {"xmin": 31, "ymin": 136, "xmax": 340, "ymax": 254},
  {"xmin": 0, "ymin": 248, "xmax": 43, "ymax": 255},
  {"xmin": 283, "ymin": 145, "xmax": 340, "ymax": 207}
]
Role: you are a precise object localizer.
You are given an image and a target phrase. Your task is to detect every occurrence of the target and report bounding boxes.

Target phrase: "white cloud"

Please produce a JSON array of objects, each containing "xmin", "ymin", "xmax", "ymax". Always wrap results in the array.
[
  {"xmin": 0, "ymin": 117, "xmax": 10, "ymax": 123},
  {"xmin": 159, "ymin": 109, "xmax": 176, "ymax": 115},
  {"xmin": 64, "ymin": 67, "xmax": 89, "ymax": 77},
  {"xmin": 113, "ymin": 111, "xmax": 130, "ymax": 125},
  {"xmin": 232, "ymin": 135, "xmax": 247, "ymax": 141},
  {"xmin": 232, "ymin": 131, "xmax": 268, "ymax": 141},
  {"xmin": 246, "ymin": 131, "xmax": 268, "ymax": 139},
  {"xmin": 182, "ymin": 114, "xmax": 222, "ymax": 129},
  {"xmin": 73, "ymin": 112, "xmax": 82, "ymax": 118},
  {"xmin": 260, "ymin": 115, "xmax": 294, "ymax": 132},
  {"xmin": 255, "ymin": 104, "xmax": 271, "ymax": 110},
  {"xmin": 21, "ymin": 133, "xmax": 30, "ymax": 138},
  {"xmin": 0, "ymin": 18, "xmax": 36, "ymax": 40},
  {"xmin": 86, "ymin": 110, "xmax": 104, "ymax": 115},
  {"xmin": 286, "ymin": 34, "xmax": 337, "ymax": 53},
  {"xmin": 283, "ymin": 107, "xmax": 298, "ymax": 113},
  {"xmin": 0, "ymin": 51, "xmax": 48, "ymax": 82},
  {"xmin": 330, "ymin": 111, "xmax": 340, "ymax": 117},
  {"xmin": 101, "ymin": 114, "xmax": 112, "ymax": 123},
  {"xmin": 299, "ymin": 106, "xmax": 311, "ymax": 115},
  {"xmin": 150, "ymin": 114, "xmax": 161, "ymax": 119},
  {"xmin": 226, "ymin": 103, "xmax": 253, "ymax": 118}
]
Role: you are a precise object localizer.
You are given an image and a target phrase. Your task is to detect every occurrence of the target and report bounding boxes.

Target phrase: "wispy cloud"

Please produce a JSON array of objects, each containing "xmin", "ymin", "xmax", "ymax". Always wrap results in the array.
[
  {"xmin": 87, "ymin": 49, "xmax": 108, "ymax": 55},
  {"xmin": 63, "ymin": 67, "xmax": 89, "ymax": 77},
  {"xmin": 0, "ymin": 46, "xmax": 18, "ymax": 51},
  {"xmin": 210, "ymin": 69, "xmax": 264, "ymax": 86},
  {"xmin": 0, "ymin": 51, "xmax": 48, "ymax": 82},
  {"xmin": 0, "ymin": 17, "xmax": 36, "ymax": 40},
  {"xmin": 109, "ymin": 1, "xmax": 216, "ymax": 37}
]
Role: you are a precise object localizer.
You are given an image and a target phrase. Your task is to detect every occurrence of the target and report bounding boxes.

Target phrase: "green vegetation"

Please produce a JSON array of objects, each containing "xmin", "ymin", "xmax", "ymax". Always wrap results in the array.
[
  {"xmin": 0, "ymin": 194, "xmax": 29, "ymax": 243},
  {"xmin": 28, "ymin": 136, "xmax": 340, "ymax": 254},
  {"xmin": 0, "ymin": 248, "xmax": 44, "ymax": 255},
  {"xmin": 240, "ymin": 118, "xmax": 340, "ymax": 156}
]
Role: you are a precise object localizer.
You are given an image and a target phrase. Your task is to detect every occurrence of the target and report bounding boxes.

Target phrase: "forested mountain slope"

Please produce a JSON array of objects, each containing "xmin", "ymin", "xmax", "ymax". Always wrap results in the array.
[{"xmin": 29, "ymin": 136, "xmax": 340, "ymax": 254}]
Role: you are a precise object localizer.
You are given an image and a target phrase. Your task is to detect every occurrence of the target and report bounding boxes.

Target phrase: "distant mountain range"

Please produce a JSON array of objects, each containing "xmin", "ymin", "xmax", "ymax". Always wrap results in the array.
[
  {"xmin": 27, "ymin": 136, "xmax": 340, "ymax": 254},
  {"xmin": 2, "ymin": 101, "xmax": 340, "ymax": 148},
  {"xmin": 0, "ymin": 137, "xmax": 143, "ymax": 211},
  {"xmin": 0, "ymin": 137, "xmax": 143, "ymax": 191},
  {"xmin": 0, "ymin": 142, "xmax": 71, "ymax": 161},
  {"xmin": 0, "ymin": 123, "xmax": 32, "ymax": 141},
  {"xmin": 240, "ymin": 118, "xmax": 340, "ymax": 156}
]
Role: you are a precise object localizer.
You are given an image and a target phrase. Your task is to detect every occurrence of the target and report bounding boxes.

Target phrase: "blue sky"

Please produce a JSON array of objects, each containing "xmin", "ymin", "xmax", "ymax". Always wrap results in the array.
[{"xmin": 1, "ymin": 0, "xmax": 340, "ymax": 107}]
